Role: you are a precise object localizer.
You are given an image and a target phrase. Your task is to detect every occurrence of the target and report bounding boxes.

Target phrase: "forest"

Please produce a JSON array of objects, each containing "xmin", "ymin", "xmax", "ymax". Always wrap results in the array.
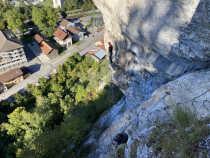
[
  {"xmin": 0, "ymin": 53, "xmax": 122, "ymax": 158},
  {"xmin": 0, "ymin": 0, "xmax": 95, "ymax": 37}
]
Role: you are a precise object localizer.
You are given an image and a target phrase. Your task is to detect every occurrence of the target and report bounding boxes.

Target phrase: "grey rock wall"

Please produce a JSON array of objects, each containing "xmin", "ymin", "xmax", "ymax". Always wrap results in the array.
[
  {"xmin": 85, "ymin": 0, "xmax": 210, "ymax": 157},
  {"xmin": 94, "ymin": 0, "xmax": 210, "ymax": 87},
  {"xmin": 86, "ymin": 70, "xmax": 210, "ymax": 158}
]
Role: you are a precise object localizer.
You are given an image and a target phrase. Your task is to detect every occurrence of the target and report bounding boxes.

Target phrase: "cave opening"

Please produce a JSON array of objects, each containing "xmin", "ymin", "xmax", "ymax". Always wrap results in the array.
[{"xmin": 113, "ymin": 132, "xmax": 128, "ymax": 145}]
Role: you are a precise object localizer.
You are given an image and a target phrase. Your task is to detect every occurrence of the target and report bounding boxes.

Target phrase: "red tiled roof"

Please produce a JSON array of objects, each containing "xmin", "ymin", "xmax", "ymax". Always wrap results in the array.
[
  {"xmin": 67, "ymin": 26, "xmax": 81, "ymax": 34},
  {"xmin": 34, "ymin": 34, "xmax": 44, "ymax": 44},
  {"xmin": 40, "ymin": 41, "xmax": 53, "ymax": 55},
  {"xmin": 59, "ymin": 19, "xmax": 69, "ymax": 28},
  {"xmin": 53, "ymin": 28, "xmax": 68, "ymax": 41},
  {"xmin": 0, "ymin": 68, "xmax": 23, "ymax": 83}
]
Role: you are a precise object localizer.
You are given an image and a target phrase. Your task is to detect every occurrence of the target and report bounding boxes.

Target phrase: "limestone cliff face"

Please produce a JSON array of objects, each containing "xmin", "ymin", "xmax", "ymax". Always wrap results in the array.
[
  {"xmin": 86, "ymin": 70, "xmax": 210, "ymax": 158},
  {"xmin": 94, "ymin": 0, "xmax": 210, "ymax": 88},
  {"xmin": 85, "ymin": 0, "xmax": 210, "ymax": 157}
]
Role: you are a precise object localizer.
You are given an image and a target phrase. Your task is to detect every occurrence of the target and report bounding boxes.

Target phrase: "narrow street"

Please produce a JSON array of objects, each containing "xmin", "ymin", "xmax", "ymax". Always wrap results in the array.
[{"xmin": 0, "ymin": 31, "xmax": 104, "ymax": 101}]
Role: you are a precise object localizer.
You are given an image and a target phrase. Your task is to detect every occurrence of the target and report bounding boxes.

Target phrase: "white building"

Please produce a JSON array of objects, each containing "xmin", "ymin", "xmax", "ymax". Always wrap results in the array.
[
  {"xmin": 53, "ymin": 0, "xmax": 64, "ymax": 8},
  {"xmin": 53, "ymin": 28, "xmax": 73, "ymax": 48},
  {"xmin": 59, "ymin": 19, "xmax": 85, "ymax": 42},
  {"xmin": 0, "ymin": 31, "xmax": 27, "ymax": 73}
]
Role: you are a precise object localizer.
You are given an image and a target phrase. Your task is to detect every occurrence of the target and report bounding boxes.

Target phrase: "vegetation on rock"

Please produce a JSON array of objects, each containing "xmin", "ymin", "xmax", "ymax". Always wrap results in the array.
[
  {"xmin": 115, "ymin": 144, "xmax": 126, "ymax": 158},
  {"xmin": 147, "ymin": 106, "xmax": 210, "ymax": 158},
  {"xmin": 130, "ymin": 139, "xmax": 139, "ymax": 158}
]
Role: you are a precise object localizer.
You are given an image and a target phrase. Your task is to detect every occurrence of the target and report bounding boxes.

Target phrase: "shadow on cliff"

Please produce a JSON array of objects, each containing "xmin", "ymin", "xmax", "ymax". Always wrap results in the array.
[{"xmin": 110, "ymin": 0, "xmax": 209, "ymax": 83}]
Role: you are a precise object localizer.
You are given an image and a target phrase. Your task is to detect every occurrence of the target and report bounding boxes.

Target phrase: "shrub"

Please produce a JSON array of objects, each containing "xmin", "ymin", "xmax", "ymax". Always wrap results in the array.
[
  {"xmin": 115, "ymin": 144, "xmax": 125, "ymax": 158},
  {"xmin": 147, "ymin": 105, "xmax": 210, "ymax": 158},
  {"xmin": 130, "ymin": 140, "xmax": 139, "ymax": 158}
]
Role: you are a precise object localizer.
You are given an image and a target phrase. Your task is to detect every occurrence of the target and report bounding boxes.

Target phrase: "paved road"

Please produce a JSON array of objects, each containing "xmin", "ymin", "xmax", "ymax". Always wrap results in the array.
[{"xmin": 0, "ymin": 31, "xmax": 104, "ymax": 101}]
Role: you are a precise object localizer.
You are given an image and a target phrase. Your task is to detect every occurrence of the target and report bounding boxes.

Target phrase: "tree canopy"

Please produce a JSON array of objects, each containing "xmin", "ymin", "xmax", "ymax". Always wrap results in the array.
[
  {"xmin": 5, "ymin": 8, "xmax": 26, "ymax": 33},
  {"xmin": 32, "ymin": 6, "xmax": 58, "ymax": 37},
  {"xmin": 63, "ymin": 0, "xmax": 96, "ymax": 12},
  {"xmin": 0, "ymin": 4, "xmax": 32, "ymax": 33},
  {"xmin": 0, "ymin": 54, "xmax": 122, "ymax": 158}
]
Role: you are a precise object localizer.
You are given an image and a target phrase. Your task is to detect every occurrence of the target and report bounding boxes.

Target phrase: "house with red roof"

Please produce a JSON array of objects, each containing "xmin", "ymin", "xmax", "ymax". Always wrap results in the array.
[
  {"xmin": 56, "ymin": 19, "xmax": 85, "ymax": 44},
  {"xmin": 33, "ymin": 34, "xmax": 58, "ymax": 59},
  {"xmin": 0, "ymin": 68, "xmax": 23, "ymax": 86},
  {"xmin": 67, "ymin": 25, "xmax": 85, "ymax": 42},
  {"xmin": 53, "ymin": 28, "xmax": 72, "ymax": 48}
]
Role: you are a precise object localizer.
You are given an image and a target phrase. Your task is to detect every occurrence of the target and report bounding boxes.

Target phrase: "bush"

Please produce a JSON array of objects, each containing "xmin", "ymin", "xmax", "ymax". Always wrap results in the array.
[
  {"xmin": 147, "ymin": 106, "xmax": 210, "ymax": 158},
  {"xmin": 0, "ymin": 53, "xmax": 123, "ymax": 158},
  {"xmin": 130, "ymin": 140, "xmax": 138, "ymax": 158},
  {"xmin": 115, "ymin": 144, "xmax": 125, "ymax": 158}
]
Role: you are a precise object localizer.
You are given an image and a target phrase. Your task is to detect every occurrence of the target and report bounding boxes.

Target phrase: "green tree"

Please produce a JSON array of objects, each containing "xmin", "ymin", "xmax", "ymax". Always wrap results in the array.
[
  {"xmin": 2, "ymin": 107, "xmax": 29, "ymax": 138},
  {"xmin": 32, "ymin": 6, "xmax": 58, "ymax": 37},
  {"xmin": 38, "ymin": 77, "xmax": 50, "ymax": 95},
  {"xmin": 5, "ymin": 8, "xmax": 25, "ymax": 33},
  {"xmin": 0, "ymin": 53, "xmax": 122, "ymax": 158},
  {"xmin": 32, "ymin": 7, "xmax": 47, "ymax": 29},
  {"xmin": 59, "ymin": 95, "xmax": 74, "ymax": 114},
  {"xmin": 0, "ymin": 20, "xmax": 5, "ymax": 30},
  {"xmin": 26, "ymin": 84, "xmax": 43, "ymax": 96},
  {"xmin": 21, "ymin": 5, "xmax": 32, "ymax": 21},
  {"xmin": 81, "ymin": 0, "xmax": 95, "ymax": 11},
  {"xmin": 63, "ymin": 0, "xmax": 80, "ymax": 11},
  {"xmin": 0, "ymin": 3, "xmax": 7, "ymax": 18},
  {"xmin": 74, "ymin": 83, "xmax": 88, "ymax": 103}
]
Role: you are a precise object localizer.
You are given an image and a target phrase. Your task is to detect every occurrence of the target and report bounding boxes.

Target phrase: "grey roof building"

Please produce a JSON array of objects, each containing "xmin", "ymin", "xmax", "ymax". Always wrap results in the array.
[{"xmin": 0, "ymin": 31, "xmax": 27, "ymax": 73}]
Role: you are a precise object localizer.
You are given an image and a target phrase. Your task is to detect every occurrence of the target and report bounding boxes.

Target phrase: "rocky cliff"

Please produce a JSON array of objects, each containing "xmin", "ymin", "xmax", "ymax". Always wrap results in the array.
[
  {"xmin": 94, "ymin": 0, "xmax": 210, "ymax": 88},
  {"xmin": 85, "ymin": 0, "xmax": 210, "ymax": 157},
  {"xmin": 86, "ymin": 69, "xmax": 210, "ymax": 158}
]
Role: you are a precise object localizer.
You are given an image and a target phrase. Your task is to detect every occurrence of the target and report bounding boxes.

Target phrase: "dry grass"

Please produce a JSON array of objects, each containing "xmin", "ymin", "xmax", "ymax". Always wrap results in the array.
[{"xmin": 147, "ymin": 106, "xmax": 210, "ymax": 158}]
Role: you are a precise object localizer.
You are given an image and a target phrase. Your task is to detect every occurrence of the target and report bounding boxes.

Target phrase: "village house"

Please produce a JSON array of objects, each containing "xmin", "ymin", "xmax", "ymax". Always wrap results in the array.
[
  {"xmin": 34, "ymin": 34, "xmax": 58, "ymax": 59},
  {"xmin": 86, "ymin": 37, "xmax": 106, "ymax": 62},
  {"xmin": 0, "ymin": 30, "xmax": 27, "ymax": 73},
  {"xmin": 53, "ymin": 28, "xmax": 72, "ymax": 48},
  {"xmin": 67, "ymin": 25, "xmax": 85, "ymax": 42},
  {"xmin": 0, "ymin": 68, "xmax": 24, "ymax": 87},
  {"xmin": 58, "ymin": 19, "xmax": 85, "ymax": 43}
]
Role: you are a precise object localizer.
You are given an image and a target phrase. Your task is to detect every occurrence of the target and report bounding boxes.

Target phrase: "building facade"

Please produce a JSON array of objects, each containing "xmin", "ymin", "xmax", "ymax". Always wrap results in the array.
[
  {"xmin": 53, "ymin": 0, "xmax": 64, "ymax": 8},
  {"xmin": 58, "ymin": 19, "xmax": 85, "ymax": 43},
  {"xmin": 0, "ymin": 31, "xmax": 27, "ymax": 73}
]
